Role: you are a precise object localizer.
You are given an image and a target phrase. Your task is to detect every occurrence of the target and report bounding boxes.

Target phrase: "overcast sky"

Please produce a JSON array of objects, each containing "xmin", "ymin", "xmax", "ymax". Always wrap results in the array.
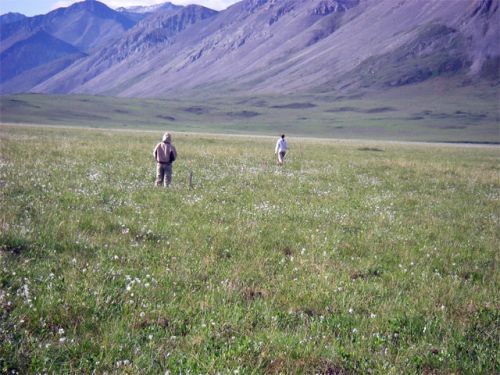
[{"xmin": 0, "ymin": 0, "xmax": 240, "ymax": 16}]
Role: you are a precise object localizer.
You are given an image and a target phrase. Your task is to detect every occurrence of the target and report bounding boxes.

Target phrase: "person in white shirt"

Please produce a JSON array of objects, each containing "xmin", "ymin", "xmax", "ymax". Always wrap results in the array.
[{"xmin": 275, "ymin": 134, "xmax": 288, "ymax": 165}]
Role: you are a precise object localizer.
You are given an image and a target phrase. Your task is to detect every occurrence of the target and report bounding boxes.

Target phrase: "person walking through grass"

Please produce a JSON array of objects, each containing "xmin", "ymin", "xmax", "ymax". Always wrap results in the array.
[
  {"xmin": 153, "ymin": 132, "xmax": 177, "ymax": 186},
  {"xmin": 275, "ymin": 134, "xmax": 288, "ymax": 165}
]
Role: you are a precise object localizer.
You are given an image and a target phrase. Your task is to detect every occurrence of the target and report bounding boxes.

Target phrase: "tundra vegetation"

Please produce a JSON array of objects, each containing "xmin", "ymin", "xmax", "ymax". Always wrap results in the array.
[
  {"xmin": 0, "ymin": 85, "xmax": 498, "ymax": 143},
  {"xmin": 0, "ymin": 125, "xmax": 499, "ymax": 374}
]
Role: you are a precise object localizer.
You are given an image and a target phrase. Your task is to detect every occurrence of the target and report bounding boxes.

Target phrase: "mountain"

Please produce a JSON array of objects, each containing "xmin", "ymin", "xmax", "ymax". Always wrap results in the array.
[
  {"xmin": 33, "ymin": 0, "xmax": 499, "ymax": 98},
  {"xmin": 0, "ymin": 0, "xmax": 136, "ymax": 93},
  {"xmin": 461, "ymin": 0, "xmax": 500, "ymax": 78},
  {"xmin": 34, "ymin": 0, "xmax": 362, "ymax": 95},
  {"xmin": 0, "ymin": 30, "xmax": 86, "ymax": 94},
  {"xmin": 1, "ymin": 1, "xmax": 135, "ymax": 54},
  {"xmin": 2, "ymin": 0, "xmax": 497, "ymax": 98},
  {"xmin": 0, "ymin": 12, "xmax": 27, "ymax": 25},
  {"xmin": 0, "ymin": 30, "xmax": 84, "ymax": 84},
  {"xmin": 0, "ymin": 54, "xmax": 85, "ymax": 94},
  {"xmin": 327, "ymin": 0, "xmax": 500, "ymax": 91},
  {"xmin": 32, "ymin": 5, "xmax": 219, "ymax": 95}
]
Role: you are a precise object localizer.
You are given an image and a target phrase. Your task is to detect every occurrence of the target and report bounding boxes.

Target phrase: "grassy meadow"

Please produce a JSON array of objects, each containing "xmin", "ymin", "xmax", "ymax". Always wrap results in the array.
[
  {"xmin": 1, "ymin": 80, "xmax": 499, "ymax": 143},
  {"xmin": 0, "ymin": 124, "xmax": 499, "ymax": 374}
]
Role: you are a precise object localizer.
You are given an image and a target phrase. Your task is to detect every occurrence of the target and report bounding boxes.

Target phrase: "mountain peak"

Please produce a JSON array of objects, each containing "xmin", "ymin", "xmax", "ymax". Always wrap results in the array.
[
  {"xmin": 67, "ymin": 0, "xmax": 108, "ymax": 11},
  {"xmin": 0, "ymin": 12, "xmax": 27, "ymax": 25},
  {"xmin": 64, "ymin": 0, "xmax": 129, "ymax": 18}
]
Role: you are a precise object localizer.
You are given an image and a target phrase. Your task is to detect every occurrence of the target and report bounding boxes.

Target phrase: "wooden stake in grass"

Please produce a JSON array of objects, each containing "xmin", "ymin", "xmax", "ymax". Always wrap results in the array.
[{"xmin": 188, "ymin": 171, "xmax": 193, "ymax": 189}]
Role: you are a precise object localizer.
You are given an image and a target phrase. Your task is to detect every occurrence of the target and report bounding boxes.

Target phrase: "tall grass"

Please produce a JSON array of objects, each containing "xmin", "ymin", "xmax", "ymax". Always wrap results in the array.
[{"xmin": 0, "ymin": 125, "xmax": 498, "ymax": 374}]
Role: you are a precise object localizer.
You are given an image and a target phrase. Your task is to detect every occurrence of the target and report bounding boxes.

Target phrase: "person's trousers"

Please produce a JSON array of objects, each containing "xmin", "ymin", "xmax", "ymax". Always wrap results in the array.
[
  {"xmin": 278, "ymin": 151, "xmax": 286, "ymax": 164},
  {"xmin": 156, "ymin": 163, "xmax": 172, "ymax": 186}
]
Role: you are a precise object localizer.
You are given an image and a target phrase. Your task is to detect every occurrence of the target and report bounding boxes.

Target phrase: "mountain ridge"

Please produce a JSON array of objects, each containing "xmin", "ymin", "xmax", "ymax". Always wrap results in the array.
[
  {"xmin": 0, "ymin": 12, "xmax": 27, "ymax": 25},
  {"xmin": 0, "ymin": 30, "xmax": 84, "ymax": 83},
  {"xmin": 0, "ymin": 0, "xmax": 139, "ymax": 93},
  {"xmin": 1, "ymin": 0, "xmax": 498, "ymax": 97},
  {"xmin": 1, "ymin": 1, "xmax": 135, "ymax": 53},
  {"xmin": 31, "ymin": 4, "xmax": 219, "ymax": 95},
  {"xmin": 34, "ymin": 0, "xmax": 499, "ymax": 98}
]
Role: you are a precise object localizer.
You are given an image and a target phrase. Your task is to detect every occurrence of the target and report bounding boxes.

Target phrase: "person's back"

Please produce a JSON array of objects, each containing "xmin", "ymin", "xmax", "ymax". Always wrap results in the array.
[
  {"xmin": 154, "ymin": 141, "xmax": 173, "ymax": 163},
  {"xmin": 275, "ymin": 134, "xmax": 288, "ymax": 165},
  {"xmin": 153, "ymin": 132, "xmax": 177, "ymax": 186}
]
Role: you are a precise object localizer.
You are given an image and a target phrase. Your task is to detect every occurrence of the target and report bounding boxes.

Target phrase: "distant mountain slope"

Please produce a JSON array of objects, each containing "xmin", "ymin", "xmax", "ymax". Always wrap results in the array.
[
  {"xmin": 0, "ymin": 0, "xmax": 136, "ymax": 94},
  {"xmin": 33, "ymin": 5, "xmax": 219, "ymax": 95},
  {"xmin": 461, "ymin": 0, "xmax": 499, "ymax": 77},
  {"xmin": 0, "ymin": 30, "xmax": 85, "ymax": 84},
  {"xmin": 33, "ymin": 0, "xmax": 499, "ymax": 98},
  {"xmin": 0, "ymin": 0, "xmax": 491, "ymax": 98},
  {"xmin": 327, "ymin": 0, "xmax": 500, "ymax": 91},
  {"xmin": 0, "ymin": 0, "xmax": 135, "ymax": 54},
  {"xmin": 35, "ymin": 0, "xmax": 360, "ymax": 95},
  {"xmin": 0, "ymin": 54, "xmax": 84, "ymax": 94}
]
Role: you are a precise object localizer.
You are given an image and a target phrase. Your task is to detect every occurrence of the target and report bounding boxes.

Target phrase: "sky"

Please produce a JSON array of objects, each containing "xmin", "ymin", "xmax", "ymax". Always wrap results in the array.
[{"xmin": 0, "ymin": 0, "xmax": 240, "ymax": 16}]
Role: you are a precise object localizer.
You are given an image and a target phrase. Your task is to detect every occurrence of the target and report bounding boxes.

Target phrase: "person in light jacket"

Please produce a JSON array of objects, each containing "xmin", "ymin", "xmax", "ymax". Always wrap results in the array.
[
  {"xmin": 153, "ymin": 132, "xmax": 177, "ymax": 186},
  {"xmin": 275, "ymin": 134, "xmax": 288, "ymax": 165}
]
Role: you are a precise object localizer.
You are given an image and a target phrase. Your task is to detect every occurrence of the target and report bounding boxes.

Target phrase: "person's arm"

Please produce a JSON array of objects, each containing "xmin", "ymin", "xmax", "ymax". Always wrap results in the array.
[
  {"xmin": 275, "ymin": 140, "xmax": 279, "ymax": 154},
  {"xmin": 153, "ymin": 145, "xmax": 158, "ymax": 160}
]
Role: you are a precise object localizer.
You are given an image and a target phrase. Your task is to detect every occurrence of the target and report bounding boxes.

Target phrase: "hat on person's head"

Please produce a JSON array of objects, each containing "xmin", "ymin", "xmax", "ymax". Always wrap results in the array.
[{"xmin": 162, "ymin": 132, "xmax": 171, "ymax": 143}]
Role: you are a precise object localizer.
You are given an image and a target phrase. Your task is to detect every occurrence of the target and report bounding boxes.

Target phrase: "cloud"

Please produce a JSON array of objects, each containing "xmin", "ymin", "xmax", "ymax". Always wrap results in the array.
[
  {"xmin": 102, "ymin": 0, "xmax": 166, "ymax": 8},
  {"xmin": 51, "ymin": 1, "xmax": 78, "ymax": 11},
  {"xmin": 170, "ymin": 0, "xmax": 238, "ymax": 10}
]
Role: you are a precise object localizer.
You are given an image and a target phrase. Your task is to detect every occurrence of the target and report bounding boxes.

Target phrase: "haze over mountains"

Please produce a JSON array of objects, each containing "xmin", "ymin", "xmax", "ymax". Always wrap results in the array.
[{"xmin": 0, "ymin": 0, "xmax": 498, "ymax": 97}]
